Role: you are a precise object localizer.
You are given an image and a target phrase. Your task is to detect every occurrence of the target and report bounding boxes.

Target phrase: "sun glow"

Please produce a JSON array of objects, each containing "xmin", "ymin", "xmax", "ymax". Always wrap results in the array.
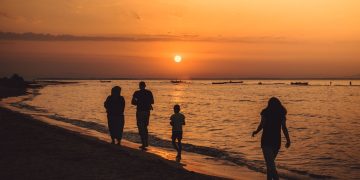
[{"xmin": 174, "ymin": 55, "xmax": 182, "ymax": 63}]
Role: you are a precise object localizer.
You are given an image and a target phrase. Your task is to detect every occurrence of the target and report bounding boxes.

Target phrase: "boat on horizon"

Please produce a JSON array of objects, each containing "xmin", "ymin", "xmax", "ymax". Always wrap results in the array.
[
  {"xmin": 170, "ymin": 80, "xmax": 187, "ymax": 84},
  {"xmin": 212, "ymin": 80, "xmax": 244, "ymax": 85},
  {"xmin": 212, "ymin": 82, "xmax": 227, "ymax": 84},
  {"xmin": 100, "ymin": 80, "xmax": 111, "ymax": 83},
  {"xmin": 291, "ymin": 82, "xmax": 309, "ymax": 86}
]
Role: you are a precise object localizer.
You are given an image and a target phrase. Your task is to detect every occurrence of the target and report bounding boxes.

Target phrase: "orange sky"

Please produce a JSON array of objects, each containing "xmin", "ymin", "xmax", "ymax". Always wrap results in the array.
[{"xmin": 0, "ymin": 0, "xmax": 359, "ymax": 78}]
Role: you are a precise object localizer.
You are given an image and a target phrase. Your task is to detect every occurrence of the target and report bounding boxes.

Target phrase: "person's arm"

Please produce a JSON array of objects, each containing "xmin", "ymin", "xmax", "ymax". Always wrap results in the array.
[
  {"xmin": 131, "ymin": 92, "xmax": 137, "ymax": 106},
  {"xmin": 252, "ymin": 116, "xmax": 264, "ymax": 137},
  {"xmin": 150, "ymin": 91, "xmax": 154, "ymax": 104},
  {"xmin": 183, "ymin": 116, "xmax": 186, "ymax": 125},
  {"xmin": 120, "ymin": 97, "xmax": 125, "ymax": 114},
  {"xmin": 104, "ymin": 96, "xmax": 110, "ymax": 109},
  {"xmin": 170, "ymin": 116, "xmax": 173, "ymax": 126},
  {"xmin": 149, "ymin": 91, "xmax": 154, "ymax": 110},
  {"xmin": 281, "ymin": 117, "xmax": 291, "ymax": 148}
]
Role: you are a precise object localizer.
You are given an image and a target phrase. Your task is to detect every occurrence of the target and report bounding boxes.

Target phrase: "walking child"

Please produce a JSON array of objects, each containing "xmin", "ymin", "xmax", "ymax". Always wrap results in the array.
[{"xmin": 170, "ymin": 104, "xmax": 185, "ymax": 162}]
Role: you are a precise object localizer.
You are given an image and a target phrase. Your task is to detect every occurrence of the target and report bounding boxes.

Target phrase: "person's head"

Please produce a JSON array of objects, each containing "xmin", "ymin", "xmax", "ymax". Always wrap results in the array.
[
  {"xmin": 139, "ymin": 81, "xmax": 146, "ymax": 90},
  {"xmin": 111, "ymin": 86, "xmax": 121, "ymax": 96},
  {"xmin": 173, "ymin": 104, "xmax": 180, "ymax": 113},
  {"xmin": 266, "ymin": 97, "xmax": 287, "ymax": 115}
]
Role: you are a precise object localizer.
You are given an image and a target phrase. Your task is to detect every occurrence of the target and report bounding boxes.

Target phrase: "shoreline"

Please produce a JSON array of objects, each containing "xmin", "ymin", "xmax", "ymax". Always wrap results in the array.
[{"xmin": 0, "ymin": 84, "xmax": 266, "ymax": 180}]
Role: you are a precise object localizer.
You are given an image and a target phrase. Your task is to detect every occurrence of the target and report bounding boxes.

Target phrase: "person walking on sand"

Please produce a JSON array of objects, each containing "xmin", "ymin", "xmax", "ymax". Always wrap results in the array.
[
  {"xmin": 132, "ymin": 81, "xmax": 154, "ymax": 150},
  {"xmin": 170, "ymin": 104, "xmax": 185, "ymax": 162},
  {"xmin": 252, "ymin": 97, "xmax": 291, "ymax": 180},
  {"xmin": 104, "ymin": 86, "xmax": 125, "ymax": 145}
]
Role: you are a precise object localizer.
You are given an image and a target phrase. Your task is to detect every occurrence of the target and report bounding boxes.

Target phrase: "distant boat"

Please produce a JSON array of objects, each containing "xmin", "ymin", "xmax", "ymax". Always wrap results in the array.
[
  {"xmin": 100, "ymin": 80, "xmax": 111, "ymax": 83},
  {"xmin": 228, "ymin": 80, "xmax": 243, "ymax": 84},
  {"xmin": 291, "ymin": 82, "xmax": 308, "ymax": 86},
  {"xmin": 212, "ymin": 80, "xmax": 243, "ymax": 85},
  {"xmin": 212, "ymin": 82, "xmax": 226, "ymax": 84},
  {"xmin": 171, "ymin": 80, "xmax": 186, "ymax": 84}
]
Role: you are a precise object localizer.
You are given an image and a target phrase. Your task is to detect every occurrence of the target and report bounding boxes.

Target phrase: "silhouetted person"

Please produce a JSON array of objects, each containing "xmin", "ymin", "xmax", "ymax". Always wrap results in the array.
[
  {"xmin": 252, "ymin": 97, "xmax": 291, "ymax": 180},
  {"xmin": 350, "ymin": 81, "xmax": 352, "ymax": 86},
  {"xmin": 104, "ymin": 86, "xmax": 125, "ymax": 145},
  {"xmin": 132, "ymin": 81, "xmax": 154, "ymax": 150},
  {"xmin": 170, "ymin": 104, "xmax": 185, "ymax": 162}
]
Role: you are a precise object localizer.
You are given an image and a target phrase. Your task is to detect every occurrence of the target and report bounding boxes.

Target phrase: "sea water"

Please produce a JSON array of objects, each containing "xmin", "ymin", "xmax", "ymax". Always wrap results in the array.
[{"xmin": 16, "ymin": 80, "xmax": 360, "ymax": 179}]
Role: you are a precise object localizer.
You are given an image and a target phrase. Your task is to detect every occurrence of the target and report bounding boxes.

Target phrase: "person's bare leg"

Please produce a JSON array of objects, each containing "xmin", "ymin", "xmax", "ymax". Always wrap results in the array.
[
  {"xmin": 177, "ymin": 139, "xmax": 182, "ymax": 159},
  {"xmin": 172, "ymin": 138, "xmax": 178, "ymax": 152},
  {"xmin": 272, "ymin": 149, "xmax": 279, "ymax": 180}
]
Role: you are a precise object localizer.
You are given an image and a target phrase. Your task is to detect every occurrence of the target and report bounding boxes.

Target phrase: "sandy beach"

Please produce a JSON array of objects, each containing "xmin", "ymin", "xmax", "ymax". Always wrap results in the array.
[{"xmin": 0, "ymin": 106, "xmax": 222, "ymax": 180}]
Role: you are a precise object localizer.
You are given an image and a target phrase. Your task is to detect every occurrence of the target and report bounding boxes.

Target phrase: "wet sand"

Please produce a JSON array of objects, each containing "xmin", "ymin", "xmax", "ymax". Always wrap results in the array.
[{"xmin": 0, "ymin": 107, "xmax": 221, "ymax": 180}]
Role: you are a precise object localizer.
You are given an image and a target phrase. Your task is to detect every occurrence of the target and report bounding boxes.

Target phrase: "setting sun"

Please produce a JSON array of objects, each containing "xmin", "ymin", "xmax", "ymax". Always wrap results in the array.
[{"xmin": 174, "ymin": 55, "xmax": 182, "ymax": 63}]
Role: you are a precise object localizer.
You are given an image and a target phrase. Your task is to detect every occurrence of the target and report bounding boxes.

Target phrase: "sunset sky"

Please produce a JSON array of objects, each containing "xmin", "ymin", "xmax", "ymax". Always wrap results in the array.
[{"xmin": 0, "ymin": 0, "xmax": 359, "ymax": 79}]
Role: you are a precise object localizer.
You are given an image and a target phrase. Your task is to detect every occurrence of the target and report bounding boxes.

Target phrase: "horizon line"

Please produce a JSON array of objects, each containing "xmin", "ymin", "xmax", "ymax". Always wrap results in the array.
[{"xmin": 35, "ymin": 77, "xmax": 360, "ymax": 81}]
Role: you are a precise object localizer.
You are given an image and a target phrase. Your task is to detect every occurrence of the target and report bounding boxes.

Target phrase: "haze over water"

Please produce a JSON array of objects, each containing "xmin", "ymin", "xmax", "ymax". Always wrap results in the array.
[{"xmin": 15, "ymin": 80, "xmax": 360, "ymax": 179}]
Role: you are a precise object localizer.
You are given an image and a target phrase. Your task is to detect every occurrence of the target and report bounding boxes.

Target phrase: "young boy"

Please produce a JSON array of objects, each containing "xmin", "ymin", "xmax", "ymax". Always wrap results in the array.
[{"xmin": 170, "ymin": 104, "xmax": 185, "ymax": 161}]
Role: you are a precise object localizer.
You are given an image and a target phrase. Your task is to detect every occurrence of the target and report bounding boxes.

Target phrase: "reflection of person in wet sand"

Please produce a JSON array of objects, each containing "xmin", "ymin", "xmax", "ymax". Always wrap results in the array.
[
  {"xmin": 252, "ymin": 97, "xmax": 291, "ymax": 180},
  {"xmin": 170, "ymin": 104, "xmax": 185, "ymax": 162},
  {"xmin": 104, "ymin": 86, "xmax": 125, "ymax": 145},
  {"xmin": 132, "ymin": 81, "xmax": 154, "ymax": 150}
]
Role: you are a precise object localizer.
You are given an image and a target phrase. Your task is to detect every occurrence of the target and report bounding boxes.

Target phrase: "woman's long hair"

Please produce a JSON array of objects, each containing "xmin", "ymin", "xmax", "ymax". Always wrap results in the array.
[{"xmin": 265, "ymin": 97, "xmax": 287, "ymax": 116}]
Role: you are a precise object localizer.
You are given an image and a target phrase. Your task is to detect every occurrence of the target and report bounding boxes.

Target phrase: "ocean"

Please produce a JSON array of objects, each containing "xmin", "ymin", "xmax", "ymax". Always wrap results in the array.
[{"xmin": 7, "ymin": 80, "xmax": 360, "ymax": 179}]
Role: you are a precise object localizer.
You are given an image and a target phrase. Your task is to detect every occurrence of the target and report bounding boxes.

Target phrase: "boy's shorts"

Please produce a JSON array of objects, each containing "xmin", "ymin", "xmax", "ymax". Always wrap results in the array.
[{"xmin": 172, "ymin": 131, "xmax": 183, "ymax": 140}]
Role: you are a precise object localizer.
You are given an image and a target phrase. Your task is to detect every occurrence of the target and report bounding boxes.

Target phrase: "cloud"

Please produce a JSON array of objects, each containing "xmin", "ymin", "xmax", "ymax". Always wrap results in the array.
[
  {"xmin": 0, "ymin": 31, "xmax": 294, "ymax": 44},
  {"xmin": 0, "ymin": 11, "xmax": 42, "ymax": 25}
]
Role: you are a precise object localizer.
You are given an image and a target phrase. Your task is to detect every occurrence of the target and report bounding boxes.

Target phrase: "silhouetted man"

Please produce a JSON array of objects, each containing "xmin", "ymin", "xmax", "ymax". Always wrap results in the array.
[{"xmin": 132, "ymin": 81, "xmax": 154, "ymax": 150}]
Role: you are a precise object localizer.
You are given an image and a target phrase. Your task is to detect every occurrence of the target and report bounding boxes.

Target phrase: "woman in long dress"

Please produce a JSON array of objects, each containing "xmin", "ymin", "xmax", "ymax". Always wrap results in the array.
[{"xmin": 104, "ymin": 86, "xmax": 125, "ymax": 145}]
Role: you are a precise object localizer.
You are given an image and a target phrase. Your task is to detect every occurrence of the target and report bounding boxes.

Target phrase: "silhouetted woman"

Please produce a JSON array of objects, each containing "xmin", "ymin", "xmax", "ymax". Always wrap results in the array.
[
  {"xmin": 252, "ymin": 97, "xmax": 291, "ymax": 180},
  {"xmin": 104, "ymin": 86, "xmax": 125, "ymax": 145}
]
